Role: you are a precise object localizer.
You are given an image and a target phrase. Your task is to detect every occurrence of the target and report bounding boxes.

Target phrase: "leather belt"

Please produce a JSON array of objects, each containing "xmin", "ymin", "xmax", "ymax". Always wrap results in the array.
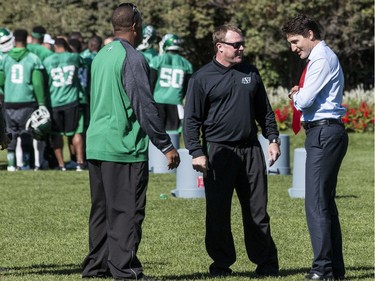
[{"xmin": 302, "ymin": 118, "xmax": 343, "ymax": 130}]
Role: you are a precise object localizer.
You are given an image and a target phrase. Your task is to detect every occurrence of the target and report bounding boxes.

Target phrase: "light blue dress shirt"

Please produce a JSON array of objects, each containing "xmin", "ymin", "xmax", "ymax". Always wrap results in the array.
[{"xmin": 293, "ymin": 41, "xmax": 346, "ymax": 122}]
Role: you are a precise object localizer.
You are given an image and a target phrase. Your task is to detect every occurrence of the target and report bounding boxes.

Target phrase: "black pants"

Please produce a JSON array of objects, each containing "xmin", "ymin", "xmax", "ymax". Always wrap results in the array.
[
  {"xmin": 82, "ymin": 160, "xmax": 149, "ymax": 279},
  {"xmin": 204, "ymin": 141, "xmax": 278, "ymax": 272},
  {"xmin": 305, "ymin": 123, "xmax": 348, "ymax": 278}
]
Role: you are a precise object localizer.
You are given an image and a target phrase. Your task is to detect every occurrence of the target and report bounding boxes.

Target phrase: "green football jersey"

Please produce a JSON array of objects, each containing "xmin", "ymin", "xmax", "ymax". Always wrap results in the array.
[
  {"xmin": 140, "ymin": 48, "xmax": 158, "ymax": 64},
  {"xmin": 43, "ymin": 52, "xmax": 84, "ymax": 108},
  {"xmin": 149, "ymin": 52, "xmax": 193, "ymax": 105},
  {"xmin": 0, "ymin": 48, "xmax": 44, "ymax": 104},
  {"xmin": 27, "ymin": 43, "xmax": 53, "ymax": 61}
]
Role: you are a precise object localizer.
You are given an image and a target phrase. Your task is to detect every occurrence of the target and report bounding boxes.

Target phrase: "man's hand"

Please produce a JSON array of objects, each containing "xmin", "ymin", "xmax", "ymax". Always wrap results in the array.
[
  {"xmin": 288, "ymin": 85, "xmax": 299, "ymax": 100},
  {"xmin": 192, "ymin": 155, "xmax": 208, "ymax": 177},
  {"xmin": 268, "ymin": 143, "xmax": 281, "ymax": 167},
  {"xmin": 165, "ymin": 148, "xmax": 180, "ymax": 170}
]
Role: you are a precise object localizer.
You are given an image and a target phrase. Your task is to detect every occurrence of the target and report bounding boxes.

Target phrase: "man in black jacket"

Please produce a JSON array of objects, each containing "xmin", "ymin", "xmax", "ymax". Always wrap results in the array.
[{"xmin": 183, "ymin": 24, "xmax": 280, "ymax": 277}]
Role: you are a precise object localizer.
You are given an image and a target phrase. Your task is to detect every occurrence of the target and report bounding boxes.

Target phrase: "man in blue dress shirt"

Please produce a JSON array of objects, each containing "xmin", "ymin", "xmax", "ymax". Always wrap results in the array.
[{"xmin": 282, "ymin": 14, "xmax": 349, "ymax": 281}]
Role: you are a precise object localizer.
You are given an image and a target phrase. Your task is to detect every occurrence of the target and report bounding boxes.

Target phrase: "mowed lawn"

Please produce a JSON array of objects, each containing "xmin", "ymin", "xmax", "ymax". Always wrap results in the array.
[{"xmin": 0, "ymin": 132, "xmax": 373, "ymax": 281}]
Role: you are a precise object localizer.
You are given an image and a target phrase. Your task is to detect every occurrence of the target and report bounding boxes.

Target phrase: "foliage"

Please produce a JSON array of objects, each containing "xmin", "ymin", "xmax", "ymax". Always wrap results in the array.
[
  {"xmin": 0, "ymin": 132, "xmax": 373, "ymax": 281},
  {"xmin": 269, "ymin": 86, "xmax": 374, "ymax": 133},
  {"xmin": 0, "ymin": 0, "xmax": 373, "ymax": 89}
]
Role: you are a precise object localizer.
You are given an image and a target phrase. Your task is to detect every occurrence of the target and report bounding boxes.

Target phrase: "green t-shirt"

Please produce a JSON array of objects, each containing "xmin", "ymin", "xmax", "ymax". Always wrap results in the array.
[
  {"xmin": 149, "ymin": 52, "xmax": 193, "ymax": 105},
  {"xmin": 27, "ymin": 43, "xmax": 54, "ymax": 61},
  {"xmin": 0, "ymin": 48, "xmax": 44, "ymax": 104},
  {"xmin": 43, "ymin": 52, "xmax": 84, "ymax": 108},
  {"xmin": 141, "ymin": 48, "xmax": 158, "ymax": 64}
]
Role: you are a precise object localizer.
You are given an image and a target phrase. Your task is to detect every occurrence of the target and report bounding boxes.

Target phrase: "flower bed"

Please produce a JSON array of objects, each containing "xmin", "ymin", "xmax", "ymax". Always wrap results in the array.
[{"xmin": 268, "ymin": 86, "xmax": 374, "ymax": 133}]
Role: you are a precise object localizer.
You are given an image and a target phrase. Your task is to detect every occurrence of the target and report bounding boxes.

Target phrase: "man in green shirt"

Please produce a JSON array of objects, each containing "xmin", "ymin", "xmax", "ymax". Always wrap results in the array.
[
  {"xmin": 27, "ymin": 25, "xmax": 54, "ymax": 170},
  {"xmin": 82, "ymin": 3, "xmax": 180, "ymax": 280},
  {"xmin": 0, "ymin": 29, "xmax": 46, "ymax": 171},
  {"xmin": 27, "ymin": 26, "xmax": 53, "ymax": 62},
  {"xmin": 149, "ymin": 34, "xmax": 193, "ymax": 133},
  {"xmin": 43, "ymin": 37, "xmax": 85, "ymax": 171},
  {"xmin": 137, "ymin": 24, "xmax": 158, "ymax": 64}
]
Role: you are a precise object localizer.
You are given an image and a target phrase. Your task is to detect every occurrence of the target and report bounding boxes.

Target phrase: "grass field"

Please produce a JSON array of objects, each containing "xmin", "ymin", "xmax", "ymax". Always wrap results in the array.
[{"xmin": 0, "ymin": 131, "xmax": 373, "ymax": 281}]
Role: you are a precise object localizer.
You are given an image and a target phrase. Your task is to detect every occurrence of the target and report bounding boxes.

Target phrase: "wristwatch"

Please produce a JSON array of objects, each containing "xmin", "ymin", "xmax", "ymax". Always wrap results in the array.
[{"xmin": 269, "ymin": 138, "xmax": 281, "ymax": 145}]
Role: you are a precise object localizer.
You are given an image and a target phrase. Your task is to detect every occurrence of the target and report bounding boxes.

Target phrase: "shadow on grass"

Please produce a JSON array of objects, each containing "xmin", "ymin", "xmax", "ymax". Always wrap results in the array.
[
  {"xmin": 0, "ymin": 264, "xmax": 373, "ymax": 280},
  {"xmin": 0, "ymin": 263, "xmax": 81, "ymax": 276},
  {"xmin": 159, "ymin": 266, "xmax": 374, "ymax": 280}
]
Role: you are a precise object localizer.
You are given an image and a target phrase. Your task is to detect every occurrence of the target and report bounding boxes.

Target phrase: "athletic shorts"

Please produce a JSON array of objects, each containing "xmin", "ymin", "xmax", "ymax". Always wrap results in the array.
[{"xmin": 51, "ymin": 103, "xmax": 82, "ymax": 136}]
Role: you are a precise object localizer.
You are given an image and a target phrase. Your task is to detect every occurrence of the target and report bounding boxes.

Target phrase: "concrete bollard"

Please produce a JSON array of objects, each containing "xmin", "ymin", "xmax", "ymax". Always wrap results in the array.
[
  {"xmin": 171, "ymin": 148, "xmax": 205, "ymax": 198},
  {"xmin": 288, "ymin": 148, "xmax": 306, "ymax": 198},
  {"xmin": 149, "ymin": 133, "xmax": 180, "ymax": 173},
  {"xmin": 258, "ymin": 134, "xmax": 291, "ymax": 175}
]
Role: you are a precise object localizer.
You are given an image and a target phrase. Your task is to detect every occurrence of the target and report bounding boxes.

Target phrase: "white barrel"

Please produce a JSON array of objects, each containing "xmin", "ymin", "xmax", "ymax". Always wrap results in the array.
[
  {"xmin": 258, "ymin": 134, "xmax": 291, "ymax": 175},
  {"xmin": 288, "ymin": 148, "xmax": 306, "ymax": 198},
  {"xmin": 171, "ymin": 148, "xmax": 205, "ymax": 198},
  {"xmin": 149, "ymin": 133, "xmax": 180, "ymax": 174}
]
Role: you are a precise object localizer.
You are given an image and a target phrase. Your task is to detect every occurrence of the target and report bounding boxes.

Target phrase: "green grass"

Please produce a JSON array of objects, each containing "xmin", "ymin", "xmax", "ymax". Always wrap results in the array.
[{"xmin": 0, "ymin": 131, "xmax": 373, "ymax": 281}]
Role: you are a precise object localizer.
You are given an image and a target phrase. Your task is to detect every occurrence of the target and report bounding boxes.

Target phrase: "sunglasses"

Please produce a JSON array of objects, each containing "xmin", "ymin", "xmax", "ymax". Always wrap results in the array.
[
  {"xmin": 220, "ymin": 41, "xmax": 245, "ymax": 49},
  {"xmin": 118, "ymin": 2, "xmax": 139, "ymax": 26}
]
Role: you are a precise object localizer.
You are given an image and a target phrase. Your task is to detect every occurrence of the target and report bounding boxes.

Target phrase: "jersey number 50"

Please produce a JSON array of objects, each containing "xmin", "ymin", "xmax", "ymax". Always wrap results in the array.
[{"xmin": 159, "ymin": 67, "xmax": 184, "ymax": 89}]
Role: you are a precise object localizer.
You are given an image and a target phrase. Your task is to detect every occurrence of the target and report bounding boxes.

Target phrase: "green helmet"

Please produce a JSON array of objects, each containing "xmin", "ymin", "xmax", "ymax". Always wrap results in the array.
[
  {"xmin": 0, "ymin": 28, "xmax": 14, "ymax": 53},
  {"xmin": 137, "ymin": 25, "xmax": 156, "ymax": 51},
  {"xmin": 162, "ymin": 34, "xmax": 182, "ymax": 52}
]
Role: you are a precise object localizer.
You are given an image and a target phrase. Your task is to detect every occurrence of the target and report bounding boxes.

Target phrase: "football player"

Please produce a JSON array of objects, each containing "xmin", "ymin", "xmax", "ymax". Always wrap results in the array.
[
  {"xmin": 149, "ymin": 34, "xmax": 193, "ymax": 133},
  {"xmin": 43, "ymin": 37, "xmax": 86, "ymax": 171},
  {"xmin": 137, "ymin": 24, "xmax": 158, "ymax": 64},
  {"xmin": 0, "ymin": 29, "xmax": 47, "ymax": 171}
]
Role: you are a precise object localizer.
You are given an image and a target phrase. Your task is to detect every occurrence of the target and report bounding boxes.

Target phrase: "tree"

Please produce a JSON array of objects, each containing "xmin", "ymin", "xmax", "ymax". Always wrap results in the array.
[{"xmin": 0, "ymin": 0, "xmax": 373, "ymax": 89}]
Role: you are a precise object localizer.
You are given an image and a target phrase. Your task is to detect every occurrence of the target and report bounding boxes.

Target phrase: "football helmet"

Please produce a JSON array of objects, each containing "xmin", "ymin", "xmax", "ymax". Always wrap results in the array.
[
  {"xmin": 137, "ymin": 25, "xmax": 156, "ymax": 51},
  {"xmin": 162, "ymin": 34, "xmax": 182, "ymax": 52},
  {"xmin": 25, "ymin": 106, "xmax": 52, "ymax": 141},
  {"xmin": 0, "ymin": 28, "xmax": 15, "ymax": 53}
]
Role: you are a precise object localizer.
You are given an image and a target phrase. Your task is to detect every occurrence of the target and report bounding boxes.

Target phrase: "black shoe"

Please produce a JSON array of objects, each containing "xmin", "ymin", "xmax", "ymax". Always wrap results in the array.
[
  {"xmin": 305, "ymin": 273, "xmax": 334, "ymax": 280},
  {"xmin": 256, "ymin": 264, "xmax": 279, "ymax": 277},
  {"xmin": 209, "ymin": 266, "xmax": 232, "ymax": 277},
  {"xmin": 334, "ymin": 277, "xmax": 345, "ymax": 281}
]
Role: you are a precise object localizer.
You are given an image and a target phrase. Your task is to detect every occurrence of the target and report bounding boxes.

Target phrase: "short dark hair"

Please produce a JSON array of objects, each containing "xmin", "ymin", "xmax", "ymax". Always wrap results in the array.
[
  {"xmin": 68, "ymin": 38, "xmax": 82, "ymax": 53},
  {"xmin": 55, "ymin": 37, "xmax": 72, "ymax": 52},
  {"xmin": 112, "ymin": 4, "xmax": 141, "ymax": 32},
  {"xmin": 32, "ymin": 25, "xmax": 46, "ymax": 35},
  {"xmin": 14, "ymin": 29, "xmax": 28, "ymax": 43},
  {"xmin": 88, "ymin": 35, "xmax": 103, "ymax": 52},
  {"xmin": 32, "ymin": 25, "xmax": 46, "ymax": 43},
  {"xmin": 281, "ymin": 14, "xmax": 323, "ymax": 40}
]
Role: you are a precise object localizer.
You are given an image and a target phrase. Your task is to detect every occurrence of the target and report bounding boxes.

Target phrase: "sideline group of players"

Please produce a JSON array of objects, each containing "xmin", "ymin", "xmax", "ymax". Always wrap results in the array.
[{"xmin": 0, "ymin": 24, "xmax": 192, "ymax": 171}]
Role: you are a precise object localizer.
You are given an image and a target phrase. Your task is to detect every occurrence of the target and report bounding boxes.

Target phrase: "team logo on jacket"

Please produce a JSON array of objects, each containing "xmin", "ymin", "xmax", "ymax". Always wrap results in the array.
[{"xmin": 241, "ymin": 77, "xmax": 251, "ymax": 84}]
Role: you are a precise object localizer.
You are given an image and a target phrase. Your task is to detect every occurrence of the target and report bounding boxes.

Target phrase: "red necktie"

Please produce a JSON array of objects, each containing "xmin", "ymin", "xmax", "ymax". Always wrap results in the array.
[{"xmin": 292, "ymin": 60, "xmax": 309, "ymax": 134}]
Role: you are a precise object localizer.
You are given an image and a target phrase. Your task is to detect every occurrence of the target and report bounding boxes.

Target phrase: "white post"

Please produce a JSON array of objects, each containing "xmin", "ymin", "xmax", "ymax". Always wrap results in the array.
[
  {"xmin": 258, "ymin": 134, "xmax": 291, "ymax": 175},
  {"xmin": 171, "ymin": 148, "xmax": 205, "ymax": 198},
  {"xmin": 288, "ymin": 148, "xmax": 306, "ymax": 198},
  {"xmin": 149, "ymin": 133, "xmax": 180, "ymax": 174}
]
